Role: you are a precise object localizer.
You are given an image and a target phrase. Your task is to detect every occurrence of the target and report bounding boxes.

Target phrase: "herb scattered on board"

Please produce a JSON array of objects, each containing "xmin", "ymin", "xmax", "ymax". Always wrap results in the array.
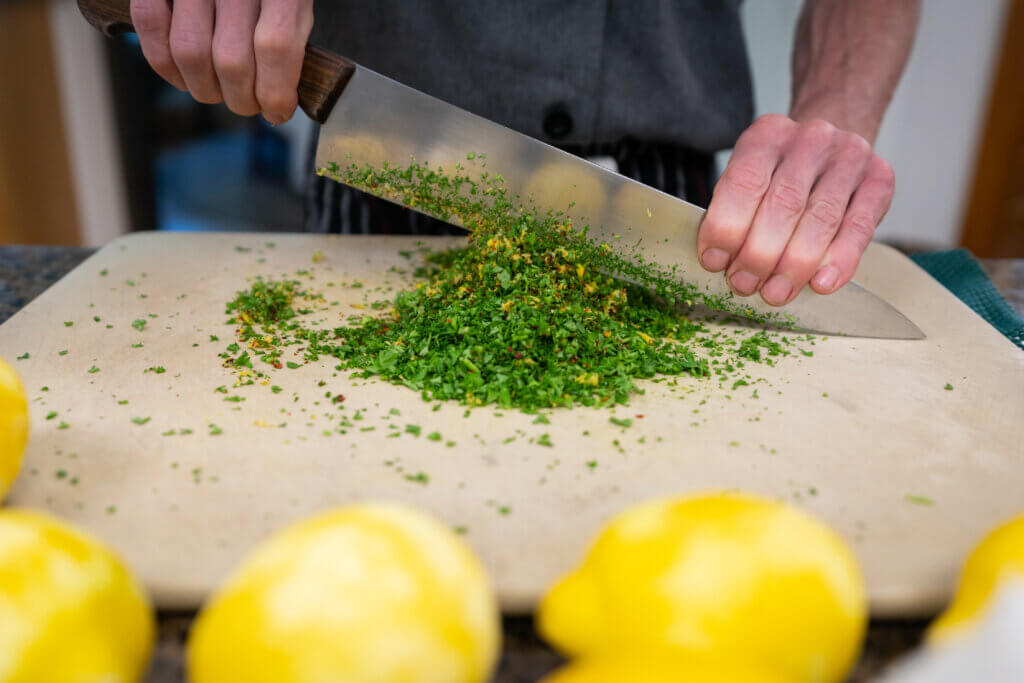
[
  {"xmin": 944, "ymin": 383, "xmax": 954, "ymax": 391},
  {"xmin": 905, "ymin": 494, "xmax": 935, "ymax": 506},
  {"xmin": 217, "ymin": 158, "xmax": 806, "ymax": 412}
]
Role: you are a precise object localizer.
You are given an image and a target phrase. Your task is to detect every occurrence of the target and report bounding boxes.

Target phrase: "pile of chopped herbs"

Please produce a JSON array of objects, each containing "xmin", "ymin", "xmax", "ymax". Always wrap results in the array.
[{"xmin": 220, "ymin": 158, "xmax": 802, "ymax": 411}]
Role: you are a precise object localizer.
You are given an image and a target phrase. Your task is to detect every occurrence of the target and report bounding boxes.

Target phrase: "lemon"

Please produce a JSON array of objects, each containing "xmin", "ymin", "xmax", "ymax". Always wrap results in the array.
[
  {"xmin": 0, "ymin": 508, "xmax": 155, "ymax": 682},
  {"xmin": 188, "ymin": 503, "xmax": 501, "ymax": 683},
  {"xmin": 541, "ymin": 650, "xmax": 796, "ymax": 683},
  {"xmin": 0, "ymin": 358, "xmax": 28, "ymax": 500},
  {"xmin": 538, "ymin": 493, "xmax": 866, "ymax": 683},
  {"xmin": 928, "ymin": 514, "xmax": 1024, "ymax": 644}
]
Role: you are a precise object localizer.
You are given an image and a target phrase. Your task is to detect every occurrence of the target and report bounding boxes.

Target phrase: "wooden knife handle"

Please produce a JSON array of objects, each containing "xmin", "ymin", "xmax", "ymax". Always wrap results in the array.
[{"xmin": 76, "ymin": 0, "xmax": 355, "ymax": 124}]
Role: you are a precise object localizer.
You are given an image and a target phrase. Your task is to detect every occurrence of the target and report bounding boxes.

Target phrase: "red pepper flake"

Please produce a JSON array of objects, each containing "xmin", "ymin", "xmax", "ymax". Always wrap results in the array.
[
  {"xmin": 332, "ymin": 394, "xmax": 346, "ymax": 404},
  {"xmin": 635, "ymin": 414, "xmax": 645, "ymax": 419}
]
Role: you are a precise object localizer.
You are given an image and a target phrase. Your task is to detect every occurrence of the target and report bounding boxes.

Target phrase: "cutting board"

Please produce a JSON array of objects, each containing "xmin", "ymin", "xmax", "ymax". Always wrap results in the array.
[{"xmin": 0, "ymin": 232, "xmax": 1020, "ymax": 616}]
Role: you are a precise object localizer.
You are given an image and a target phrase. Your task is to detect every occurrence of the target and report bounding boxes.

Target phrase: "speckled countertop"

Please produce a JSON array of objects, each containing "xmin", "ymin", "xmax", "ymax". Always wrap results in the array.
[{"xmin": 0, "ymin": 245, "xmax": 1021, "ymax": 682}]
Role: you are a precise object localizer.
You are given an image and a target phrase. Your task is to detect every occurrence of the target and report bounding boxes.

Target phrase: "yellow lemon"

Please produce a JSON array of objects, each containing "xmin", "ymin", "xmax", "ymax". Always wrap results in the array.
[
  {"xmin": 928, "ymin": 514, "xmax": 1024, "ymax": 644},
  {"xmin": 541, "ymin": 650, "xmax": 797, "ymax": 683},
  {"xmin": 0, "ymin": 358, "xmax": 28, "ymax": 500},
  {"xmin": 188, "ymin": 503, "xmax": 501, "ymax": 683},
  {"xmin": 538, "ymin": 493, "xmax": 866, "ymax": 683},
  {"xmin": 0, "ymin": 508, "xmax": 155, "ymax": 682}
]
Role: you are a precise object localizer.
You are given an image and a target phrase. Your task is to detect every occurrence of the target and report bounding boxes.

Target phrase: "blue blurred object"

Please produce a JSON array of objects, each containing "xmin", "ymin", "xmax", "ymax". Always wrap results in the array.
[{"xmin": 156, "ymin": 127, "xmax": 304, "ymax": 232}]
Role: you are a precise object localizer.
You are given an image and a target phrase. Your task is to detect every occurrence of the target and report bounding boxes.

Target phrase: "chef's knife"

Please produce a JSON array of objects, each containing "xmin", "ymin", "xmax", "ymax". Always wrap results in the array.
[{"xmin": 79, "ymin": 0, "xmax": 923, "ymax": 339}]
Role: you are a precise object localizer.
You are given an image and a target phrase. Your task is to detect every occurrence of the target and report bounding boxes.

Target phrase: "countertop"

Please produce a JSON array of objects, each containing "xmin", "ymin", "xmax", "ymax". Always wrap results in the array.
[{"xmin": 1, "ymin": 244, "xmax": 1021, "ymax": 682}]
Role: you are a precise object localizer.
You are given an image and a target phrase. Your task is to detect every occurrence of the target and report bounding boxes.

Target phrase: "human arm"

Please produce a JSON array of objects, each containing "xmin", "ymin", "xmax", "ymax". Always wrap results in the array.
[{"xmin": 697, "ymin": 0, "xmax": 921, "ymax": 305}]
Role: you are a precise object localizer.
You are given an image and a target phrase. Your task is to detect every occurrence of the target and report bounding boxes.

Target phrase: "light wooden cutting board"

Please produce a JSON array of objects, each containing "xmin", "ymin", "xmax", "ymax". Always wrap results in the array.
[{"xmin": 0, "ymin": 232, "xmax": 1020, "ymax": 616}]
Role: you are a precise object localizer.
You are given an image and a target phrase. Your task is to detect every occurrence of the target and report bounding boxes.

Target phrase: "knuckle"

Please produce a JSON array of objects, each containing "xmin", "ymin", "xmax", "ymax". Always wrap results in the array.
[
  {"xmin": 841, "ymin": 132, "xmax": 872, "ymax": 159},
  {"xmin": 766, "ymin": 180, "xmax": 806, "ymax": 215},
  {"xmin": 874, "ymin": 158, "xmax": 896, "ymax": 190},
  {"xmin": 171, "ymin": 31, "xmax": 211, "ymax": 69},
  {"xmin": 130, "ymin": 1, "xmax": 165, "ymax": 33},
  {"xmin": 254, "ymin": 30, "xmax": 297, "ymax": 61},
  {"xmin": 698, "ymin": 211, "xmax": 737, "ymax": 245},
  {"xmin": 192, "ymin": 90, "xmax": 222, "ymax": 105},
  {"xmin": 803, "ymin": 118, "xmax": 836, "ymax": 139},
  {"xmin": 259, "ymin": 91, "xmax": 298, "ymax": 117},
  {"xmin": 723, "ymin": 161, "xmax": 771, "ymax": 197},
  {"xmin": 740, "ymin": 113, "xmax": 793, "ymax": 145},
  {"xmin": 807, "ymin": 197, "xmax": 844, "ymax": 229},
  {"xmin": 755, "ymin": 113, "xmax": 791, "ymax": 131},
  {"xmin": 845, "ymin": 214, "xmax": 877, "ymax": 246},
  {"xmin": 227, "ymin": 100, "xmax": 260, "ymax": 117},
  {"xmin": 213, "ymin": 46, "xmax": 252, "ymax": 80},
  {"xmin": 734, "ymin": 251, "xmax": 775, "ymax": 279}
]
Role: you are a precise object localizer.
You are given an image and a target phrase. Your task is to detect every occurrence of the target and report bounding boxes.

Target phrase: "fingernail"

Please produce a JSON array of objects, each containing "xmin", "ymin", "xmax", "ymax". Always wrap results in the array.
[
  {"xmin": 730, "ymin": 271, "xmax": 759, "ymax": 296},
  {"xmin": 762, "ymin": 275, "xmax": 793, "ymax": 305},
  {"xmin": 701, "ymin": 248, "xmax": 729, "ymax": 272},
  {"xmin": 813, "ymin": 265, "xmax": 839, "ymax": 291}
]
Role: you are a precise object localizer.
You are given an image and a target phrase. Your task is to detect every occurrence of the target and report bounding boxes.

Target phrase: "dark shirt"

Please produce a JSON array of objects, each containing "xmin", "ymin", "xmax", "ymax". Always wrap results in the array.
[{"xmin": 311, "ymin": 0, "xmax": 754, "ymax": 153}]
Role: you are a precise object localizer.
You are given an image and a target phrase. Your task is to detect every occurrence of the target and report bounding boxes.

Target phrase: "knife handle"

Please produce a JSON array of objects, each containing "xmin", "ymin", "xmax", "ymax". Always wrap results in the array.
[{"xmin": 76, "ymin": 0, "xmax": 355, "ymax": 125}]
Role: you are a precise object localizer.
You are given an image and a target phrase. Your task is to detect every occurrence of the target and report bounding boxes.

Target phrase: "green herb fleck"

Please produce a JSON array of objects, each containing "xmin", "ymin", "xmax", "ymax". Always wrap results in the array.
[{"xmin": 404, "ymin": 472, "xmax": 430, "ymax": 485}]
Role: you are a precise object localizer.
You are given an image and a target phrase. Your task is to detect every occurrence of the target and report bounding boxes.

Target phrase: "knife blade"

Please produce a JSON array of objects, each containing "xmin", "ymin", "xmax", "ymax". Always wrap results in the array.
[{"xmin": 79, "ymin": 0, "xmax": 923, "ymax": 339}]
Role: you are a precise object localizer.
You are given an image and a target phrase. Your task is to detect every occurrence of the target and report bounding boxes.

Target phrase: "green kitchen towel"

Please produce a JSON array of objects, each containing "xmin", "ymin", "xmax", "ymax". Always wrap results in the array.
[{"xmin": 910, "ymin": 249, "xmax": 1024, "ymax": 350}]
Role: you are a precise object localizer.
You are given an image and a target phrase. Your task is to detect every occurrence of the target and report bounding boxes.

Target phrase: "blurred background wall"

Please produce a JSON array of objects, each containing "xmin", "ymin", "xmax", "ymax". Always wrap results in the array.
[
  {"xmin": 1, "ymin": 0, "xmax": 1021, "ymax": 256},
  {"xmin": 728, "ymin": 0, "xmax": 1015, "ymax": 253}
]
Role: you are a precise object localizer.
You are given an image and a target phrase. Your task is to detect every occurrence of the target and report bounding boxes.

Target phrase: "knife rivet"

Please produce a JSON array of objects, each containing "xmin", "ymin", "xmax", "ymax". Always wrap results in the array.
[{"xmin": 543, "ymin": 104, "xmax": 574, "ymax": 140}]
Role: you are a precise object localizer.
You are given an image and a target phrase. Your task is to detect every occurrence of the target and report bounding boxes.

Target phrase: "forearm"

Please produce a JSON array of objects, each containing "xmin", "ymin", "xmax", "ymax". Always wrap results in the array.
[{"xmin": 790, "ymin": 0, "xmax": 921, "ymax": 143}]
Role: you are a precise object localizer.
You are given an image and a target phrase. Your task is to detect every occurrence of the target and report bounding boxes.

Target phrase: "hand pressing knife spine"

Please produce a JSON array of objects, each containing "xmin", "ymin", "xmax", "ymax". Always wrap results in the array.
[{"xmin": 76, "ymin": 0, "xmax": 924, "ymax": 339}]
